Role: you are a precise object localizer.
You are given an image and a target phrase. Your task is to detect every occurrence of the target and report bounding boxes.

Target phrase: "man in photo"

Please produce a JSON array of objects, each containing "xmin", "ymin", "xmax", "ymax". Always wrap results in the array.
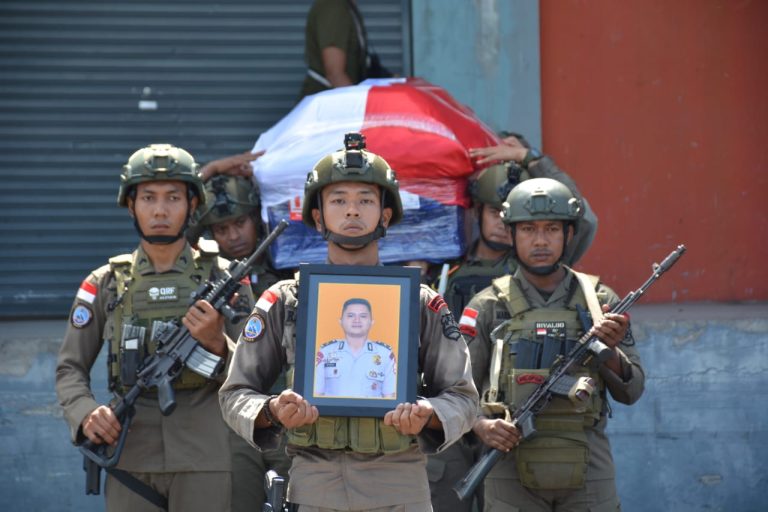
[{"xmin": 314, "ymin": 298, "xmax": 396, "ymax": 398}]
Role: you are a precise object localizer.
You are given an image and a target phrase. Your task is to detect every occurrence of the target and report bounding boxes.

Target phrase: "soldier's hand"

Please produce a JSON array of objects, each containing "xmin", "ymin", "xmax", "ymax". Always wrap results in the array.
[
  {"xmin": 82, "ymin": 405, "xmax": 122, "ymax": 446},
  {"xmin": 271, "ymin": 390, "xmax": 319, "ymax": 429},
  {"xmin": 472, "ymin": 417, "xmax": 520, "ymax": 452},
  {"xmin": 183, "ymin": 299, "xmax": 227, "ymax": 356},
  {"xmin": 199, "ymin": 150, "xmax": 265, "ymax": 181},
  {"xmin": 384, "ymin": 399, "xmax": 435, "ymax": 435},
  {"xmin": 590, "ymin": 304, "xmax": 629, "ymax": 349},
  {"xmin": 469, "ymin": 145, "xmax": 526, "ymax": 166}
]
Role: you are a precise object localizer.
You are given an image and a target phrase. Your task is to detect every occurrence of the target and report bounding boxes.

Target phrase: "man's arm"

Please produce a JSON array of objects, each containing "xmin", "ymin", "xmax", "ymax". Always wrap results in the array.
[
  {"xmin": 55, "ymin": 269, "xmax": 113, "ymax": 444},
  {"xmin": 321, "ymin": 46, "xmax": 354, "ymax": 87}
]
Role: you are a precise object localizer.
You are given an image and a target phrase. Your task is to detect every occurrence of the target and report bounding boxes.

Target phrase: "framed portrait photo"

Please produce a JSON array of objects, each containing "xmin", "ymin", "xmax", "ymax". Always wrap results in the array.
[{"xmin": 294, "ymin": 264, "xmax": 421, "ymax": 417}]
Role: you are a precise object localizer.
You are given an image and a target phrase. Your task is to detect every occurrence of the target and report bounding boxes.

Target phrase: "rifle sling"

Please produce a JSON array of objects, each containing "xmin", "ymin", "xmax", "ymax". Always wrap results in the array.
[{"xmin": 106, "ymin": 467, "xmax": 168, "ymax": 511}]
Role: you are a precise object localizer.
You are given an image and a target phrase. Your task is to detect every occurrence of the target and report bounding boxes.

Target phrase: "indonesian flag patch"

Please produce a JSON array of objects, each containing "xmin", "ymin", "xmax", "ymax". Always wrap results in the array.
[
  {"xmin": 458, "ymin": 307, "xmax": 479, "ymax": 337},
  {"xmin": 76, "ymin": 280, "xmax": 97, "ymax": 304},
  {"xmin": 256, "ymin": 290, "xmax": 278, "ymax": 312}
]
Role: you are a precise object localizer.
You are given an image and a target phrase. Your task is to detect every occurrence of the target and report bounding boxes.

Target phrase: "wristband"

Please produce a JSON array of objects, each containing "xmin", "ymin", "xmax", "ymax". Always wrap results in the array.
[{"xmin": 262, "ymin": 395, "xmax": 283, "ymax": 429}]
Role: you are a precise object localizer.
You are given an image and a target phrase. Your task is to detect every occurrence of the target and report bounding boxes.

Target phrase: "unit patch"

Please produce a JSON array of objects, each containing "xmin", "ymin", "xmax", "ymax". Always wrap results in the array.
[
  {"xmin": 516, "ymin": 373, "xmax": 546, "ymax": 386},
  {"xmin": 242, "ymin": 313, "xmax": 265, "ymax": 342},
  {"xmin": 147, "ymin": 285, "xmax": 178, "ymax": 302},
  {"xmin": 441, "ymin": 313, "xmax": 462, "ymax": 341},
  {"xmin": 428, "ymin": 294, "xmax": 447, "ymax": 313},
  {"xmin": 71, "ymin": 305, "xmax": 93, "ymax": 329}
]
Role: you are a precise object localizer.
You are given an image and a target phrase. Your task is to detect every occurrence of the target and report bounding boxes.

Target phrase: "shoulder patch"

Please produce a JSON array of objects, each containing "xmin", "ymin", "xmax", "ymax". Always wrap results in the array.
[
  {"xmin": 458, "ymin": 307, "xmax": 479, "ymax": 338},
  {"xmin": 427, "ymin": 294, "xmax": 447, "ymax": 313},
  {"xmin": 71, "ymin": 304, "xmax": 93, "ymax": 329},
  {"xmin": 256, "ymin": 289, "xmax": 279, "ymax": 312},
  {"xmin": 241, "ymin": 313, "xmax": 265, "ymax": 342},
  {"xmin": 441, "ymin": 312, "xmax": 462, "ymax": 341},
  {"xmin": 76, "ymin": 279, "xmax": 98, "ymax": 304}
]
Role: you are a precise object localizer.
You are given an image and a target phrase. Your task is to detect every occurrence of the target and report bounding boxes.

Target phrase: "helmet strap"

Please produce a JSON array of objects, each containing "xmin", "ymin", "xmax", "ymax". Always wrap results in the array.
[
  {"xmin": 478, "ymin": 208, "xmax": 514, "ymax": 252},
  {"xmin": 316, "ymin": 190, "xmax": 389, "ymax": 250}
]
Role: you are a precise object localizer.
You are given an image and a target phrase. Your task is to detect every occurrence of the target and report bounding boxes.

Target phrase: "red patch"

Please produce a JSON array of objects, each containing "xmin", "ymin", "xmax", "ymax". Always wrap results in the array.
[
  {"xmin": 461, "ymin": 307, "xmax": 479, "ymax": 319},
  {"xmin": 516, "ymin": 374, "xmax": 546, "ymax": 385},
  {"xmin": 315, "ymin": 351, "xmax": 324, "ymax": 366},
  {"xmin": 428, "ymin": 294, "xmax": 447, "ymax": 313},
  {"xmin": 459, "ymin": 324, "xmax": 477, "ymax": 337}
]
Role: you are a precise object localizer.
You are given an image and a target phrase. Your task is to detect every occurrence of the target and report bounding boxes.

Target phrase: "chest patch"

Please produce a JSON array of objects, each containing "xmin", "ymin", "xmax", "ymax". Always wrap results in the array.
[
  {"xmin": 535, "ymin": 321, "xmax": 566, "ymax": 339},
  {"xmin": 147, "ymin": 285, "xmax": 178, "ymax": 302}
]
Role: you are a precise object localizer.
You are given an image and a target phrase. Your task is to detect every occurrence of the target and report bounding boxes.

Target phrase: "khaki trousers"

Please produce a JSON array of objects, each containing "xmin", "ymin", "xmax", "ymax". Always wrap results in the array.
[
  {"xmin": 105, "ymin": 470, "xmax": 231, "ymax": 512},
  {"xmin": 484, "ymin": 477, "xmax": 620, "ymax": 512}
]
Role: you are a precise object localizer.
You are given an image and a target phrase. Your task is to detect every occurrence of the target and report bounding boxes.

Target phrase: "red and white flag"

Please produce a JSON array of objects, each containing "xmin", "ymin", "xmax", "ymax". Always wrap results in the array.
[
  {"xmin": 251, "ymin": 78, "xmax": 499, "ymax": 220},
  {"xmin": 76, "ymin": 280, "xmax": 97, "ymax": 304}
]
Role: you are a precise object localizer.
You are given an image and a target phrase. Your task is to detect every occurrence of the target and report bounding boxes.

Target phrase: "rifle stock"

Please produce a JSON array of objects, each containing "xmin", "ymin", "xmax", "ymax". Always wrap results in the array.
[
  {"xmin": 453, "ymin": 245, "xmax": 686, "ymax": 501},
  {"xmin": 79, "ymin": 220, "xmax": 289, "ymax": 494}
]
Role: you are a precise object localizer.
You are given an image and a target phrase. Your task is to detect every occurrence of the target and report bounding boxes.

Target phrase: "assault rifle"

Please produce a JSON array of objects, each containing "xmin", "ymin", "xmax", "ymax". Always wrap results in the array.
[
  {"xmin": 454, "ymin": 245, "xmax": 686, "ymax": 501},
  {"xmin": 80, "ymin": 219, "xmax": 289, "ymax": 495}
]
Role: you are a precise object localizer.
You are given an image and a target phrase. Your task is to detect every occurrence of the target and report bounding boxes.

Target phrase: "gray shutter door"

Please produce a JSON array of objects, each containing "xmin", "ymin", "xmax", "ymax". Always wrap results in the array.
[{"xmin": 0, "ymin": 0, "xmax": 409, "ymax": 318}]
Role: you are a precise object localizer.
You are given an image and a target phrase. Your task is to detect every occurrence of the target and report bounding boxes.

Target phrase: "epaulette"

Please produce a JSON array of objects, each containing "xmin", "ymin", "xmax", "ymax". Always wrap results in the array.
[
  {"xmin": 373, "ymin": 340, "xmax": 393, "ymax": 351},
  {"xmin": 321, "ymin": 339, "xmax": 343, "ymax": 349},
  {"xmin": 108, "ymin": 253, "xmax": 133, "ymax": 269}
]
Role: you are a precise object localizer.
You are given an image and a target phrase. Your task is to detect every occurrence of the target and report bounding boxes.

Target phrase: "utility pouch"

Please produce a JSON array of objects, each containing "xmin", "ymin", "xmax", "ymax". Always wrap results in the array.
[
  {"xmin": 513, "ymin": 338, "xmax": 542, "ymax": 369},
  {"xmin": 119, "ymin": 324, "xmax": 145, "ymax": 387},
  {"xmin": 349, "ymin": 417, "xmax": 379, "ymax": 454},
  {"xmin": 515, "ymin": 427, "xmax": 589, "ymax": 490}
]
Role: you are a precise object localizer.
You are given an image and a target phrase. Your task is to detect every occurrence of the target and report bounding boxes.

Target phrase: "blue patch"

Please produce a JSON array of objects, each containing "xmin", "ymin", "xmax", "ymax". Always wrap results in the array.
[
  {"xmin": 71, "ymin": 305, "xmax": 92, "ymax": 329},
  {"xmin": 242, "ymin": 313, "xmax": 265, "ymax": 342}
]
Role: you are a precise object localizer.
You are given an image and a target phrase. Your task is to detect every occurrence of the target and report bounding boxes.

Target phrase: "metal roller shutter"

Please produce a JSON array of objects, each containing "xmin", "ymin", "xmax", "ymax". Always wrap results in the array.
[{"xmin": 0, "ymin": 0, "xmax": 409, "ymax": 318}]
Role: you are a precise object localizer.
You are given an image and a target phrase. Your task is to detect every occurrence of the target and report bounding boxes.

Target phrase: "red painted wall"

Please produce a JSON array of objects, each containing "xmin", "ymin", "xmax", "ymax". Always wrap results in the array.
[{"xmin": 540, "ymin": 0, "xmax": 768, "ymax": 302}]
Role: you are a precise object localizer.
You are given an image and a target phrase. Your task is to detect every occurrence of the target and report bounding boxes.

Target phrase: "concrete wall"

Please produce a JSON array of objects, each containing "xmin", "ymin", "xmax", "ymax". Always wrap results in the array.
[
  {"xmin": 539, "ymin": 0, "xmax": 768, "ymax": 302},
  {"xmin": 2, "ymin": 306, "xmax": 766, "ymax": 511},
  {"xmin": 411, "ymin": 0, "xmax": 543, "ymax": 148}
]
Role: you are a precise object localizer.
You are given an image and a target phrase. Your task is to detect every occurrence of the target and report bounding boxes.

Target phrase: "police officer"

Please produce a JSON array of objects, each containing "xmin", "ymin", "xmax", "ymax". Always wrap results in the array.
[
  {"xmin": 192, "ymin": 174, "xmax": 292, "ymax": 295},
  {"xmin": 460, "ymin": 178, "xmax": 645, "ymax": 511},
  {"xmin": 219, "ymin": 132, "xmax": 478, "ymax": 512},
  {"xmin": 190, "ymin": 174, "xmax": 293, "ymax": 512},
  {"xmin": 314, "ymin": 298, "xmax": 396, "ymax": 398},
  {"xmin": 56, "ymin": 144, "xmax": 253, "ymax": 511},
  {"xmin": 427, "ymin": 137, "xmax": 598, "ymax": 512}
]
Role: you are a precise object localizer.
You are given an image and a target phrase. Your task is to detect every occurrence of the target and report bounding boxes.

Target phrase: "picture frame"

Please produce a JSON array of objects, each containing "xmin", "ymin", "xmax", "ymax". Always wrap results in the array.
[{"xmin": 294, "ymin": 263, "xmax": 421, "ymax": 417}]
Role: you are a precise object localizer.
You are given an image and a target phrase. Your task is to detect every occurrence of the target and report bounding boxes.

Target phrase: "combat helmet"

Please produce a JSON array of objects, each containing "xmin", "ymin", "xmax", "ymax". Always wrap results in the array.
[
  {"xmin": 470, "ymin": 162, "xmax": 527, "ymax": 209},
  {"xmin": 302, "ymin": 132, "xmax": 402, "ymax": 247},
  {"xmin": 119, "ymin": 144, "xmax": 204, "ymax": 245},
  {"xmin": 118, "ymin": 143, "xmax": 205, "ymax": 207},
  {"xmin": 501, "ymin": 177, "xmax": 582, "ymax": 225},
  {"xmin": 502, "ymin": 177, "xmax": 583, "ymax": 275},
  {"xmin": 195, "ymin": 175, "xmax": 259, "ymax": 227}
]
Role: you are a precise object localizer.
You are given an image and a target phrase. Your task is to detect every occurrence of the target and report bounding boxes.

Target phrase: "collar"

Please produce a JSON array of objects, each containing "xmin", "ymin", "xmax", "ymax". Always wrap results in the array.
[
  {"xmin": 132, "ymin": 243, "xmax": 195, "ymax": 276},
  {"xmin": 513, "ymin": 265, "xmax": 574, "ymax": 307}
]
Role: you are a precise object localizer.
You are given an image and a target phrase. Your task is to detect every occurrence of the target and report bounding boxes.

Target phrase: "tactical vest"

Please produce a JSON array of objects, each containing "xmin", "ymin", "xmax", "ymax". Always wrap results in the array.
[
  {"xmin": 106, "ymin": 247, "xmax": 218, "ymax": 392},
  {"xmin": 445, "ymin": 256, "xmax": 515, "ymax": 320},
  {"xmin": 281, "ymin": 283, "xmax": 415, "ymax": 455},
  {"xmin": 482, "ymin": 271, "xmax": 607, "ymax": 490}
]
